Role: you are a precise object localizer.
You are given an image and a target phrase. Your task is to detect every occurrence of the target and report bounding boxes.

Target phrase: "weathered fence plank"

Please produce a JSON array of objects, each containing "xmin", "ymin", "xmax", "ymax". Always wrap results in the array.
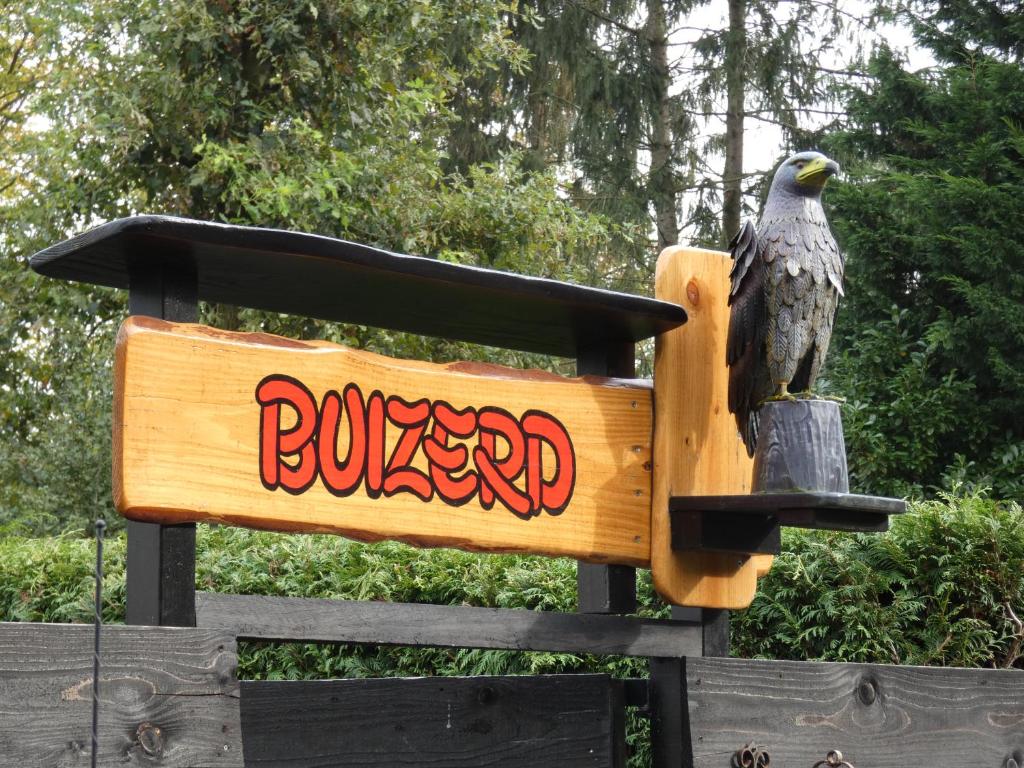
[
  {"xmin": 240, "ymin": 674, "xmax": 625, "ymax": 767},
  {"xmin": 0, "ymin": 623, "xmax": 242, "ymax": 767},
  {"xmin": 684, "ymin": 656, "xmax": 1024, "ymax": 767},
  {"xmin": 196, "ymin": 592, "xmax": 702, "ymax": 657}
]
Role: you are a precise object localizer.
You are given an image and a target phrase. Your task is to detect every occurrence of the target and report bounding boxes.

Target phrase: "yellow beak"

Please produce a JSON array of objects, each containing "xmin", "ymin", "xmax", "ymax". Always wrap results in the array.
[{"xmin": 796, "ymin": 157, "xmax": 840, "ymax": 186}]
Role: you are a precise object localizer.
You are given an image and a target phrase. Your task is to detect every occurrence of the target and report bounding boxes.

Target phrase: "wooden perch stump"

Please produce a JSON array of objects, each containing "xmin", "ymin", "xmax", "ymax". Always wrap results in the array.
[
  {"xmin": 752, "ymin": 399, "xmax": 849, "ymax": 493},
  {"xmin": 669, "ymin": 397, "xmax": 903, "ymax": 556}
]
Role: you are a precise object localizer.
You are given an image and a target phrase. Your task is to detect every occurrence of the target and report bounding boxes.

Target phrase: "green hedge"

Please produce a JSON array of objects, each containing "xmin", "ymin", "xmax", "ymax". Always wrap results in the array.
[
  {"xmin": 2, "ymin": 490, "xmax": 1021, "ymax": 678},
  {"xmin": 733, "ymin": 490, "xmax": 1024, "ymax": 668}
]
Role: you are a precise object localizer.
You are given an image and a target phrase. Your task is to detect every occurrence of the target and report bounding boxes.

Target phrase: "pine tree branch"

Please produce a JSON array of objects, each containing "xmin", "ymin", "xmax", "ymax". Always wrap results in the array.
[
  {"xmin": 666, "ymin": 25, "xmax": 716, "ymax": 37},
  {"xmin": 772, "ymin": 0, "xmax": 878, "ymax": 30},
  {"xmin": 813, "ymin": 64, "xmax": 874, "ymax": 78},
  {"xmin": 562, "ymin": 0, "xmax": 642, "ymax": 36},
  {"xmin": 674, "ymin": 106, "xmax": 847, "ymax": 125}
]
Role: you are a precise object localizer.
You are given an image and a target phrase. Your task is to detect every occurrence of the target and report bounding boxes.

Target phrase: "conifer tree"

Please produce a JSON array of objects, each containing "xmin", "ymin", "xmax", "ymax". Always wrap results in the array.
[
  {"xmin": 823, "ymin": 6, "xmax": 1024, "ymax": 497},
  {"xmin": 446, "ymin": 0, "xmax": 857, "ymax": 267}
]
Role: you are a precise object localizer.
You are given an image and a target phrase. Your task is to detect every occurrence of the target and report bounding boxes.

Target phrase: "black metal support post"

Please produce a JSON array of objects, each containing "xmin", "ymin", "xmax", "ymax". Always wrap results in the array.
[
  {"xmin": 575, "ymin": 339, "xmax": 638, "ymax": 615},
  {"xmin": 125, "ymin": 259, "xmax": 199, "ymax": 627}
]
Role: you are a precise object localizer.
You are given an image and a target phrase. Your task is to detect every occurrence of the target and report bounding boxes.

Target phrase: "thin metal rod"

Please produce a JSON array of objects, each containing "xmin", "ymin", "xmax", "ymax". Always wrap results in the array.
[{"xmin": 91, "ymin": 519, "xmax": 106, "ymax": 768}]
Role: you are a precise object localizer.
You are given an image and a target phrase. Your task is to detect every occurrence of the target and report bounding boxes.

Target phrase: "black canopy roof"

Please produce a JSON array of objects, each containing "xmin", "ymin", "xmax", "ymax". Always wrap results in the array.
[{"xmin": 31, "ymin": 215, "xmax": 686, "ymax": 357}]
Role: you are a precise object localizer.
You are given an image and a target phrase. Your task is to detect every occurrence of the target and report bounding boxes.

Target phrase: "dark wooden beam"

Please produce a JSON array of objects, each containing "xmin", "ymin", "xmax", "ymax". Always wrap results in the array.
[
  {"xmin": 30, "ymin": 215, "xmax": 686, "ymax": 357},
  {"xmin": 241, "ymin": 674, "xmax": 626, "ymax": 767},
  {"xmin": 126, "ymin": 260, "xmax": 199, "ymax": 627},
  {"xmin": 649, "ymin": 657, "xmax": 691, "ymax": 768},
  {"xmin": 126, "ymin": 257, "xmax": 199, "ymax": 322},
  {"xmin": 650, "ymin": 606, "xmax": 731, "ymax": 766},
  {"xmin": 576, "ymin": 339, "xmax": 638, "ymax": 615},
  {"xmin": 0, "ymin": 622, "xmax": 242, "ymax": 767},
  {"xmin": 196, "ymin": 592, "xmax": 702, "ymax": 658},
  {"xmin": 697, "ymin": 608, "xmax": 730, "ymax": 658},
  {"xmin": 669, "ymin": 492, "xmax": 905, "ymax": 556},
  {"xmin": 576, "ymin": 563, "xmax": 639, "ymax": 615},
  {"xmin": 668, "ymin": 606, "xmax": 730, "ymax": 658},
  {"xmin": 684, "ymin": 656, "xmax": 1024, "ymax": 767}
]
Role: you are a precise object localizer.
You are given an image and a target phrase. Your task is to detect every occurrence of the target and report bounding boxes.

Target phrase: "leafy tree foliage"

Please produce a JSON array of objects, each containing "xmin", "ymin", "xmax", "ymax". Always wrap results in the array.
[
  {"xmin": 695, "ymin": 0, "xmax": 853, "ymax": 244},
  {"xmin": 4, "ymin": 0, "xmax": 1021, "ymax": 530},
  {"xmin": 823, "ymin": 308, "xmax": 974, "ymax": 499},
  {"xmin": 0, "ymin": 2, "xmax": 128, "ymax": 534},
  {"xmin": 0, "ymin": 0, "xmax": 627, "ymax": 532},
  {"xmin": 823, "ymin": 39, "xmax": 1024, "ymax": 497},
  {"xmin": 446, "ymin": 0, "xmax": 696, "ymax": 270}
]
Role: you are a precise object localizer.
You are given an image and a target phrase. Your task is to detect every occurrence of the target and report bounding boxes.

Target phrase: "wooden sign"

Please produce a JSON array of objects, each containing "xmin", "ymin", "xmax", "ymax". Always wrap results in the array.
[
  {"xmin": 114, "ymin": 317, "xmax": 653, "ymax": 565},
  {"xmin": 652, "ymin": 247, "xmax": 773, "ymax": 608}
]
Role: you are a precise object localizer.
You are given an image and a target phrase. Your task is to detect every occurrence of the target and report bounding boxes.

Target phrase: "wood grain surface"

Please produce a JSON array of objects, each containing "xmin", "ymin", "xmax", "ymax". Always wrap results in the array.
[
  {"xmin": 685, "ymin": 656, "xmax": 1024, "ymax": 767},
  {"xmin": 651, "ymin": 247, "xmax": 772, "ymax": 608},
  {"xmin": 752, "ymin": 398, "xmax": 849, "ymax": 492},
  {"xmin": 196, "ymin": 592, "xmax": 702, "ymax": 658},
  {"xmin": 0, "ymin": 622, "xmax": 242, "ymax": 767},
  {"xmin": 114, "ymin": 317, "xmax": 653, "ymax": 565},
  {"xmin": 240, "ymin": 675, "xmax": 625, "ymax": 767}
]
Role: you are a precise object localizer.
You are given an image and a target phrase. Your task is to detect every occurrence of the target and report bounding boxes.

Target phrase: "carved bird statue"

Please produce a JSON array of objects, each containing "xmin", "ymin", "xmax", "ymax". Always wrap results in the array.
[{"xmin": 726, "ymin": 150, "xmax": 843, "ymax": 456}]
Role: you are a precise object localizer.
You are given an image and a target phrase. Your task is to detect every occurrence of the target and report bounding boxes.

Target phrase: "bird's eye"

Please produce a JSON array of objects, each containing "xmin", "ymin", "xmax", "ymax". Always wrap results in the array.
[{"xmin": 795, "ymin": 162, "xmax": 805, "ymax": 169}]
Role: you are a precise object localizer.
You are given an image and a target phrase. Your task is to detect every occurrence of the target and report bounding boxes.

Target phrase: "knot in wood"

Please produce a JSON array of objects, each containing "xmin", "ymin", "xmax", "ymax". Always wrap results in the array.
[
  {"xmin": 856, "ymin": 676, "xmax": 877, "ymax": 705},
  {"xmin": 136, "ymin": 722, "xmax": 164, "ymax": 757},
  {"xmin": 685, "ymin": 279, "xmax": 700, "ymax": 307}
]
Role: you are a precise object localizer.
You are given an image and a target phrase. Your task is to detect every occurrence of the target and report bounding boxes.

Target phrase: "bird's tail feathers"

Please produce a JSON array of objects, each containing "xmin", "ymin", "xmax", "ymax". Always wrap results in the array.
[{"xmin": 743, "ymin": 411, "xmax": 760, "ymax": 458}]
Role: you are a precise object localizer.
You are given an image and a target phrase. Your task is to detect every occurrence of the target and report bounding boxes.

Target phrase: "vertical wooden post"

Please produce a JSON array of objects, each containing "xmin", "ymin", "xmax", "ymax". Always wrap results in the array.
[
  {"xmin": 697, "ymin": 608, "xmax": 730, "ymax": 657},
  {"xmin": 576, "ymin": 339, "xmax": 638, "ymax": 615},
  {"xmin": 669, "ymin": 606, "xmax": 729, "ymax": 657},
  {"xmin": 649, "ymin": 656, "xmax": 690, "ymax": 768},
  {"xmin": 649, "ymin": 607, "xmax": 729, "ymax": 767},
  {"xmin": 125, "ymin": 259, "xmax": 199, "ymax": 627},
  {"xmin": 650, "ymin": 247, "xmax": 750, "ymax": 764},
  {"xmin": 651, "ymin": 246, "xmax": 773, "ymax": 608}
]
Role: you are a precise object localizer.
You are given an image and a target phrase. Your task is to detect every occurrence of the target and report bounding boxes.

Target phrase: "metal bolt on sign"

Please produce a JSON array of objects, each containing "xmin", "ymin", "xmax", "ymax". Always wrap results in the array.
[
  {"xmin": 733, "ymin": 743, "xmax": 771, "ymax": 768},
  {"xmin": 813, "ymin": 750, "xmax": 856, "ymax": 768}
]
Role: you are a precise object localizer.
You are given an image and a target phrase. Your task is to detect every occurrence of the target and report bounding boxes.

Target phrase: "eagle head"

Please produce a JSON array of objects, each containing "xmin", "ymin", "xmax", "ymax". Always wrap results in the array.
[{"xmin": 770, "ymin": 151, "xmax": 840, "ymax": 198}]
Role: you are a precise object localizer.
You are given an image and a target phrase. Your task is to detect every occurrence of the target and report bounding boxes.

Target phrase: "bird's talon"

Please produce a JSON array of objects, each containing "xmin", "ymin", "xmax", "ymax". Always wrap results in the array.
[{"xmin": 761, "ymin": 393, "xmax": 798, "ymax": 404}]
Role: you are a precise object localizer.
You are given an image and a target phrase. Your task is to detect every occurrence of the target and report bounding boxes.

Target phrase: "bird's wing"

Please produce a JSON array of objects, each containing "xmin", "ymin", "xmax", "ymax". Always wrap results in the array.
[
  {"xmin": 726, "ymin": 220, "xmax": 767, "ymax": 456},
  {"xmin": 823, "ymin": 226, "xmax": 844, "ymax": 297},
  {"xmin": 727, "ymin": 219, "xmax": 758, "ymax": 303}
]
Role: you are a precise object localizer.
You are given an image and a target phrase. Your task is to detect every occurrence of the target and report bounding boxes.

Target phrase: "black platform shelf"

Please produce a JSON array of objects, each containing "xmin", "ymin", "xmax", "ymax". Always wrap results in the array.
[
  {"xmin": 30, "ymin": 215, "xmax": 687, "ymax": 357},
  {"xmin": 669, "ymin": 492, "xmax": 907, "ymax": 556}
]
